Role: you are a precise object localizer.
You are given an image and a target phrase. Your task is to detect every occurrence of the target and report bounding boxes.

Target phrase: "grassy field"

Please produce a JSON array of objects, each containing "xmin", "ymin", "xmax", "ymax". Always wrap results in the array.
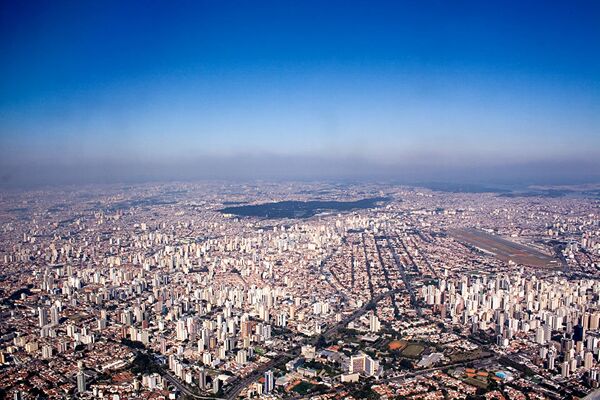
[
  {"xmin": 292, "ymin": 381, "xmax": 314, "ymax": 395},
  {"xmin": 463, "ymin": 376, "xmax": 489, "ymax": 389},
  {"xmin": 449, "ymin": 349, "xmax": 489, "ymax": 363},
  {"xmin": 401, "ymin": 344, "xmax": 425, "ymax": 358}
]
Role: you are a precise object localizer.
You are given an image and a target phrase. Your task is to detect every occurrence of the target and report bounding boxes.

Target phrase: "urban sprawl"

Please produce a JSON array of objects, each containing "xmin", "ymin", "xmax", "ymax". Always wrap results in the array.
[{"xmin": 1, "ymin": 182, "xmax": 599, "ymax": 400}]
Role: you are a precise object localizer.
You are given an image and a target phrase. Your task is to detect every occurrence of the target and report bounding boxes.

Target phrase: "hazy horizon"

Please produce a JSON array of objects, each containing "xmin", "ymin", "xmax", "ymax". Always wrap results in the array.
[{"xmin": 1, "ymin": 1, "xmax": 599, "ymax": 187}]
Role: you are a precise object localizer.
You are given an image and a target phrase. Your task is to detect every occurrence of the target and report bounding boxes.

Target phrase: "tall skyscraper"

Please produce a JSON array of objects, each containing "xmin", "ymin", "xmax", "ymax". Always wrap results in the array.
[
  {"xmin": 548, "ymin": 351, "xmax": 556, "ymax": 370},
  {"xmin": 350, "ymin": 353, "xmax": 366, "ymax": 374},
  {"xmin": 176, "ymin": 320, "xmax": 188, "ymax": 341},
  {"xmin": 350, "ymin": 352, "xmax": 379, "ymax": 377},
  {"xmin": 585, "ymin": 352, "xmax": 594, "ymax": 369},
  {"xmin": 264, "ymin": 370, "xmax": 274, "ymax": 394},
  {"xmin": 50, "ymin": 306, "xmax": 59, "ymax": 325},
  {"xmin": 369, "ymin": 312, "xmax": 381, "ymax": 333},
  {"xmin": 198, "ymin": 367, "xmax": 207, "ymax": 390},
  {"xmin": 38, "ymin": 307, "xmax": 48, "ymax": 328},
  {"xmin": 77, "ymin": 361, "xmax": 86, "ymax": 393}
]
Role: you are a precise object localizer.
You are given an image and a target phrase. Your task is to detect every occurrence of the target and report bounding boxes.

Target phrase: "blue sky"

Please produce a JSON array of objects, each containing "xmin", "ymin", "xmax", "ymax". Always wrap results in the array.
[{"xmin": 1, "ymin": 1, "xmax": 599, "ymax": 184}]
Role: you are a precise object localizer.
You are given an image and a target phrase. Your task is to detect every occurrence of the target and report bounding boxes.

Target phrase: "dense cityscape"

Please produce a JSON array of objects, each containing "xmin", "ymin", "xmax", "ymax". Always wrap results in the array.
[
  {"xmin": 1, "ymin": 182, "xmax": 599, "ymax": 399},
  {"xmin": 2, "ymin": 1, "xmax": 599, "ymax": 399}
]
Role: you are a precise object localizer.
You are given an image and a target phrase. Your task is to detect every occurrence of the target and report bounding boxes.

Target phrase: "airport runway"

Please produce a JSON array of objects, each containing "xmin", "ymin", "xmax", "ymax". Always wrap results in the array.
[{"xmin": 450, "ymin": 228, "xmax": 560, "ymax": 268}]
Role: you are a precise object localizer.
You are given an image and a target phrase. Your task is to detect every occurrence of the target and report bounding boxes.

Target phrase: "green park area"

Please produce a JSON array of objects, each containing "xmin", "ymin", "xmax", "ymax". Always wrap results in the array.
[{"xmin": 400, "ymin": 343, "xmax": 425, "ymax": 358}]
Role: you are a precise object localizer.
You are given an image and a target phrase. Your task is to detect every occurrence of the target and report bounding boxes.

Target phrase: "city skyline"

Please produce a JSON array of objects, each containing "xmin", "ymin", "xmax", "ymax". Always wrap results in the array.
[
  {"xmin": 1, "ymin": 3, "xmax": 600, "ymax": 398},
  {"xmin": 1, "ymin": 180, "xmax": 599, "ymax": 399},
  {"xmin": 1, "ymin": 1, "xmax": 599, "ymax": 186}
]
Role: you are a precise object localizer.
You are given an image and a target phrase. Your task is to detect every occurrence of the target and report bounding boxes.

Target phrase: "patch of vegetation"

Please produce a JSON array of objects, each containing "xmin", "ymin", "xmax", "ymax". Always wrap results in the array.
[
  {"xmin": 131, "ymin": 353, "xmax": 161, "ymax": 375},
  {"xmin": 351, "ymin": 385, "xmax": 380, "ymax": 399},
  {"xmin": 303, "ymin": 360, "xmax": 337, "ymax": 376},
  {"xmin": 463, "ymin": 377, "xmax": 489, "ymax": 389},
  {"xmin": 401, "ymin": 343, "xmax": 425, "ymax": 358},
  {"xmin": 292, "ymin": 381, "xmax": 314, "ymax": 395},
  {"xmin": 121, "ymin": 338, "xmax": 146, "ymax": 349},
  {"xmin": 449, "ymin": 349, "xmax": 488, "ymax": 363}
]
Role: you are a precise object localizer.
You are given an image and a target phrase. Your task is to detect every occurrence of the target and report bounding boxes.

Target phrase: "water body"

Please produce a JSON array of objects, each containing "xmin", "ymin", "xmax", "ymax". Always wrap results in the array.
[{"xmin": 220, "ymin": 197, "xmax": 389, "ymax": 219}]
